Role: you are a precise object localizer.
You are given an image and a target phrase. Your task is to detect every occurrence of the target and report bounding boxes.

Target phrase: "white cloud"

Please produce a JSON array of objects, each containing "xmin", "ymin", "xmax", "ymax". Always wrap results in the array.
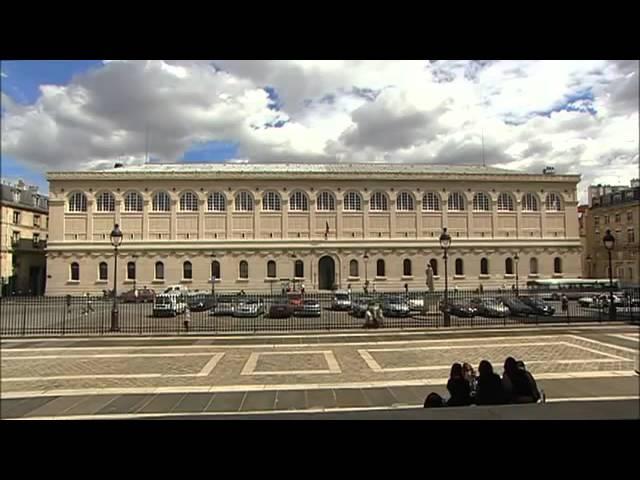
[
  {"xmin": 1, "ymin": 60, "xmax": 638, "ymax": 204},
  {"xmin": 1, "ymin": 71, "xmax": 7, "ymax": 78}
]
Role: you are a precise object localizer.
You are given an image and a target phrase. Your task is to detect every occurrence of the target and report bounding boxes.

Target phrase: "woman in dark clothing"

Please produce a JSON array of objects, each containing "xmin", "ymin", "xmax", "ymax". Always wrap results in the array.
[
  {"xmin": 446, "ymin": 362, "xmax": 472, "ymax": 407},
  {"xmin": 502, "ymin": 357, "xmax": 537, "ymax": 403},
  {"xmin": 475, "ymin": 360, "xmax": 506, "ymax": 405}
]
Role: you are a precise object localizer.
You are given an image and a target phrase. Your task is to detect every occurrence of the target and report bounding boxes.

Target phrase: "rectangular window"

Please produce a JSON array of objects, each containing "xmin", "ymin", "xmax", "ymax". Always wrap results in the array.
[
  {"xmin": 628, "ymin": 229, "xmax": 635, "ymax": 244},
  {"xmin": 604, "ymin": 215, "xmax": 609, "ymax": 224},
  {"xmin": 13, "ymin": 211, "xmax": 21, "ymax": 224},
  {"xmin": 628, "ymin": 211, "xmax": 633, "ymax": 222},
  {"xmin": 33, "ymin": 233, "xmax": 40, "ymax": 246},
  {"xmin": 615, "ymin": 213, "xmax": 621, "ymax": 223},
  {"xmin": 34, "ymin": 215, "xmax": 41, "ymax": 227},
  {"xmin": 594, "ymin": 216, "xmax": 599, "ymax": 226}
]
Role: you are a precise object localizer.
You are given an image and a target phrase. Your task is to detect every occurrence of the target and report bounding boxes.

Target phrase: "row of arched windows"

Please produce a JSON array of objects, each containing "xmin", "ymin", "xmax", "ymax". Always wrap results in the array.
[
  {"xmin": 67, "ymin": 191, "xmax": 565, "ymax": 213},
  {"xmin": 72, "ymin": 257, "xmax": 563, "ymax": 282}
]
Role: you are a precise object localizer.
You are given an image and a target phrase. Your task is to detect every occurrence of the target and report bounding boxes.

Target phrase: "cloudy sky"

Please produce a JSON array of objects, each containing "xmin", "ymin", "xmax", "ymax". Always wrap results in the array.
[{"xmin": 1, "ymin": 60, "xmax": 638, "ymax": 202}]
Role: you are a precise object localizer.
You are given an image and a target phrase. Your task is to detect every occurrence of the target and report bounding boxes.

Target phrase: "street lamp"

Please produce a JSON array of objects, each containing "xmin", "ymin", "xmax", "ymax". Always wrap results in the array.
[
  {"xmin": 603, "ymin": 229, "xmax": 616, "ymax": 321},
  {"xmin": 514, "ymin": 252, "xmax": 520, "ymax": 296},
  {"xmin": 110, "ymin": 224, "xmax": 123, "ymax": 332},
  {"xmin": 439, "ymin": 227, "xmax": 451, "ymax": 327},
  {"xmin": 363, "ymin": 252, "xmax": 369, "ymax": 293}
]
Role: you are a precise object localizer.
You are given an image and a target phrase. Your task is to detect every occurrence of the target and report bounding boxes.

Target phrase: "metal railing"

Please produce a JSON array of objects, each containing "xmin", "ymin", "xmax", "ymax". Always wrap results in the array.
[{"xmin": 1, "ymin": 287, "xmax": 638, "ymax": 337}]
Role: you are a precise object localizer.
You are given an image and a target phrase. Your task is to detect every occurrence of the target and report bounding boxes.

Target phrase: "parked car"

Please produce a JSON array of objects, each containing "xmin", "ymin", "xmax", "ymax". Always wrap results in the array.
[
  {"xmin": 469, "ymin": 297, "xmax": 510, "ymax": 318},
  {"xmin": 234, "ymin": 299, "xmax": 265, "ymax": 318},
  {"xmin": 163, "ymin": 285, "xmax": 190, "ymax": 296},
  {"xmin": 268, "ymin": 297, "xmax": 292, "ymax": 318},
  {"xmin": 331, "ymin": 290, "xmax": 352, "ymax": 311},
  {"xmin": 350, "ymin": 296, "xmax": 381, "ymax": 317},
  {"xmin": 382, "ymin": 296, "xmax": 411, "ymax": 317},
  {"xmin": 120, "ymin": 287, "xmax": 156, "ymax": 303},
  {"xmin": 295, "ymin": 299, "xmax": 322, "ymax": 317},
  {"xmin": 287, "ymin": 292, "xmax": 304, "ymax": 308},
  {"xmin": 579, "ymin": 293, "xmax": 625, "ymax": 309},
  {"xmin": 407, "ymin": 293, "xmax": 425, "ymax": 311},
  {"xmin": 209, "ymin": 296, "xmax": 236, "ymax": 316},
  {"xmin": 153, "ymin": 294, "xmax": 187, "ymax": 317},
  {"xmin": 439, "ymin": 301, "xmax": 477, "ymax": 318},
  {"xmin": 500, "ymin": 296, "xmax": 536, "ymax": 316},
  {"xmin": 519, "ymin": 296, "xmax": 555, "ymax": 316},
  {"xmin": 187, "ymin": 294, "xmax": 216, "ymax": 312}
]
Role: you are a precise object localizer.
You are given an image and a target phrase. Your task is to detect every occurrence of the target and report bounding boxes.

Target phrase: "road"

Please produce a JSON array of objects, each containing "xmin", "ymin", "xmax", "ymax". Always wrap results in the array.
[{"xmin": 1, "ymin": 323, "xmax": 638, "ymax": 419}]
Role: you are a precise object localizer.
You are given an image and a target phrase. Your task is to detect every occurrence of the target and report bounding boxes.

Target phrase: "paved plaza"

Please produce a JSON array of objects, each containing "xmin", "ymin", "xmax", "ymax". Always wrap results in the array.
[{"xmin": 1, "ymin": 324, "xmax": 638, "ymax": 419}]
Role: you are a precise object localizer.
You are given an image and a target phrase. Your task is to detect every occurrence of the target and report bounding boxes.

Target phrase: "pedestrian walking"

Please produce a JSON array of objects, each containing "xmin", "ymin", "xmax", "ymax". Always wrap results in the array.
[
  {"xmin": 184, "ymin": 305, "xmax": 191, "ymax": 332},
  {"xmin": 561, "ymin": 294, "xmax": 569, "ymax": 316},
  {"xmin": 66, "ymin": 294, "xmax": 72, "ymax": 314},
  {"xmin": 83, "ymin": 292, "xmax": 94, "ymax": 315},
  {"xmin": 301, "ymin": 283, "xmax": 305, "ymax": 295}
]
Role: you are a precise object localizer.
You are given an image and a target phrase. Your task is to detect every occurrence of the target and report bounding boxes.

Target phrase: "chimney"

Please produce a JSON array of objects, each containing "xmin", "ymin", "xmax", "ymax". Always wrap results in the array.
[
  {"xmin": 542, "ymin": 166, "xmax": 555, "ymax": 175},
  {"xmin": 114, "ymin": 163, "xmax": 124, "ymax": 169}
]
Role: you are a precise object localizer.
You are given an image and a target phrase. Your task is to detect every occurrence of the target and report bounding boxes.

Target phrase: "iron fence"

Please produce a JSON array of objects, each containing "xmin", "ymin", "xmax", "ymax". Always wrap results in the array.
[{"xmin": 1, "ymin": 287, "xmax": 638, "ymax": 337}]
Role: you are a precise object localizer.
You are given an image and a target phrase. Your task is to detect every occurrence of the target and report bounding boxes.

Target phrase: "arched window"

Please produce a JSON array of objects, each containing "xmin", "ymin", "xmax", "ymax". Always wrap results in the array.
[
  {"xmin": 422, "ymin": 192, "xmax": 441, "ymax": 211},
  {"xmin": 124, "ymin": 192, "xmax": 143, "ymax": 212},
  {"xmin": 152, "ymin": 191, "xmax": 171, "ymax": 212},
  {"xmin": 403, "ymin": 259, "xmax": 412, "ymax": 276},
  {"xmin": 211, "ymin": 260, "xmax": 220, "ymax": 279},
  {"xmin": 317, "ymin": 191, "xmax": 335, "ymax": 211},
  {"xmin": 529, "ymin": 257, "xmax": 538, "ymax": 275},
  {"xmin": 448, "ymin": 192, "xmax": 465, "ymax": 211},
  {"xmin": 397, "ymin": 192, "xmax": 415, "ymax": 211},
  {"xmin": 455, "ymin": 258, "xmax": 464, "ymax": 276},
  {"xmin": 267, "ymin": 260, "xmax": 277, "ymax": 278},
  {"xmin": 522, "ymin": 193, "xmax": 539, "ymax": 212},
  {"xmin": 96, "ymin": 192, "xmax": 115, "ymax": 212},
  {"xmin": 344, "ymin": 191, "xmax": 362, "ymax": 211},
  {"xmin": 183, "ymin": 261, "xmax": 192, "ymax": 279},
  {"xmin": 235, "ymin": 192, "xmax": 254, "ymax": 212},
  {"xmin": 239, "ymin": 260, "xmax": 249, "ymax": 279},
  {"xmin": 180, "ymin": 192, "xmax": 198, "ymax": 211},
  {"xmin": 262, "ymin": 191, "xmax": 281, "ymax": 211},
  {"xmin": 376, "ymin": 259, "xmax": 386, "ymax": 277},
  {"xmin": 349, "ymin": 259, "xmax": 359, "ymax": 277},
  {"xmin": 480, "ymin": 258, "xmax": 489, "ymax": 275},
  {"xmin": 155, "ymin": 261, "xmax": 164, "ymax": 280},
  {"xmin": 497, "ymin": 193, "xmax": 514, "ymax": 212},
  {"xmin": 429, "ymin": 259, "xmax": 438, "ymax": 276},
  {"xmin": 294, "ymin": 260, "xmax": 304, "ymax": 278},
  {"xmin": 127, "ymin": 261, "xmax": 136, "ymax": 280},
  {"xmin": 546, "ymin": 193, "xmax": 563, "ymax": 212},
  {"xmin": 370, "ymin": 192, "xmax": 388, "ymax": 211},
  {"xmin": 207, "ymin": 192, "xmax": 226, "ymax": 212},
  {"xmin": 505, "ymin": 258, "xmax": 514, "ymax": 275},
  {"xmin": 554, "ymin": 257, "xmax": 562, "ymax": 274},
  {"xmin": 99, "ymin": 262, "xmax": 108, "ymax": 280},
  {"xmin": 289, "ymin": 191, "xmax": 309, "ymax": 211},
  {"xmin": 69, "ymin": 192, "xmax": 87, "ymax": 212},
  {"xmin": 472, "ymin": 192, "xmax": 490, "ymax": 211},
  {"xmin": 70, "ymin": 262, "xmax": 80, "ymax": 281}
]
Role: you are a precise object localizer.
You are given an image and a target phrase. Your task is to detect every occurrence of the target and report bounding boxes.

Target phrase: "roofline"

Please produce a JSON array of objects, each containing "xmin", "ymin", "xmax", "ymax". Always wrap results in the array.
[{"xmin": 0, "ymin": 200, "xmax": 49, "ymax": 214}]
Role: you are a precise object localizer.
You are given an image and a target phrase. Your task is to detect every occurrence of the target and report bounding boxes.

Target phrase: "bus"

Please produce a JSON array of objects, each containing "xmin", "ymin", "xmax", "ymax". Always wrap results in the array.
[{"xmin": 525, "ymin": 278, "xmax": 620, "ymax": 300}]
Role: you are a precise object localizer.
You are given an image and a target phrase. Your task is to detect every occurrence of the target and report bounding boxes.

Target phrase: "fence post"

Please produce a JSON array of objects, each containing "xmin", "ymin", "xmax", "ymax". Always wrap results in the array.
[
  {"xmin": 21, "ymin": 301, "xmax": 27, "ymax": 336},
  {"xmin": 62, "ymin": 297, "xmax": 67, "ymax": 335}
]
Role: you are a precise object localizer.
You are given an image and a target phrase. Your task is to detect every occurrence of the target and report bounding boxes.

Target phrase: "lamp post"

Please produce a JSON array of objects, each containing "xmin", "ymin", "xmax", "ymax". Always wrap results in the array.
[
  {"xmin": 514, "ymin": 252, "xmax": 519, "ymax": 296},
  {"xmin": 603, "ymin": 229, "xmax": 616, "ymax": 321},
  {"xmin": 110, "ymin": 224, "xmax": 123, "ymax": 332},
  {"xmin": 363, "ymin": 252, "xmax": 369, "ymax": 293},
  {"xmin": 439, "ymin": 227, "xmax": 451, "ymax": 327},
  {"xmin": 585, "ymin": 255, "xmax": 592, "ymax": 278}
]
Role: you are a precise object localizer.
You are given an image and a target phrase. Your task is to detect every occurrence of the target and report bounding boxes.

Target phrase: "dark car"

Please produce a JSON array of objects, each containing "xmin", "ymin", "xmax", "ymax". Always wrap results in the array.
[
  {"xmin": 295, "ymin": 299, "xmax": 322, "ymax": 317},
  {"xmin": 500, "ymin": 296, "xmax": 536, "ymax": 316},
  {"xmin": 519, "ymin": 296, "xmax": 555, "ymax": 316},
  {"xmin": 382, "ymin": 296, "xmax": 411, "ymax": 317},
  {"xmin": 440, "ymin": 301, "xmax": 477, "ymax": 318},
  {"xmin": 269, "ymin": 298, "xmax": 292, "ymax": 318},
  {"xmin": 187, "ymin": 294, "xmax": 216, "ymax": 312},
  {"xmin": 120, "ymin": 287, "xmax": 155, "ymax": 303},
  {"xmin": 469, "ymin": 297, "xmax": 510, "ymax": 318}
]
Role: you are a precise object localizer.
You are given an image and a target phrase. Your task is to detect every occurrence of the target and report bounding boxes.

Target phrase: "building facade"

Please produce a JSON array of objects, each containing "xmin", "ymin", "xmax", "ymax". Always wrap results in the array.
[
  {"xmin": 0, "ymin": 180, "xmax": 49, "ymax": 296},
  {"xmin": 45, "ymin": 163, "xmax": 582, "ymax": 295},
  {"xmin": 584, "ymin": 183, "xmax": 640, "ymax": 285}
]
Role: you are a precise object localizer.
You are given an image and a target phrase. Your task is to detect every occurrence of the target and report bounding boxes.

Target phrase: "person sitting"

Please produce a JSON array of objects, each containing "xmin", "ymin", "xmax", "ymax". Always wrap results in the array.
[
  {"xmin": 517, "ymin": 360, "xmax": 542, "ymax": 403},
  {"xmin": 446, "ymin": 363, "xmax": 472, "ymax": 407},
  {"xmin": 475, "ymin": 360, "xmax": 506, "ymax": 405},
  {"xmin": 424, "ymin": 392, "xmax": 445, "ymax": 408},
  {"xmin": 462, "ymin": 362, "xmax": 478, "ymax": 398},
  {"xmin": 502, "ymin": 357, "xmax": 538, "ymax": 403}
]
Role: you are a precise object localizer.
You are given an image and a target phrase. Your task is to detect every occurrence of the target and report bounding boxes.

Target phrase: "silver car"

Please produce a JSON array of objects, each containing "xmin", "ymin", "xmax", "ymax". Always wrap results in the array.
[
  {"xmin": 331, "ymin": 291, "xmax": 352, "ymax": 311},
  {"xmin": 382, "ymin": 297, "xmax": 411, "ymax": 317},
  {"xmin": 233, "ymin": 300, "xmax": 265, "ymax": 317},
  {"xmin": 295, "ymin": 299, "xmax": 322, "ymax": 317}
]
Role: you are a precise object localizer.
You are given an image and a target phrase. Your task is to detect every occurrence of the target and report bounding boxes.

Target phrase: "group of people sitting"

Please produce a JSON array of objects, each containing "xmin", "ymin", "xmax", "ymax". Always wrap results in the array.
[{"xmin": 424, "ymin": 357, "xmax": 543, "ymax": 408}]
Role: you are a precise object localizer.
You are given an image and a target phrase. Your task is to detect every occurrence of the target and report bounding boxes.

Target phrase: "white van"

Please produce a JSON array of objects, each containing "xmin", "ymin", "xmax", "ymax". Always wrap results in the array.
[{"xmin": 153, "ymin": 293, "xmax": 187, "ymax": 317}]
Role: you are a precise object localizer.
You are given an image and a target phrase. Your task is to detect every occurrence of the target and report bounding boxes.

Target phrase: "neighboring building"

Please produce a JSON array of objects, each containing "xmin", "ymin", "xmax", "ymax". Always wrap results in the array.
[
  {"xmin": 584, "ymin": 184, "xmax": 640, "ymax": 285},
  {"xmin": 0, "ymin": 180, "xmax": 49, "ymax": 296},
  {"xmin": 578, "ymin": 204, "xmax": 589, "ymax": 277},
  {"xmin": 588, "ymin": 183, "xmax": 628, "ymax": 207},
  {"xmin": 45, "ymin": 163, "xmax": 582, "ymax": 295}
]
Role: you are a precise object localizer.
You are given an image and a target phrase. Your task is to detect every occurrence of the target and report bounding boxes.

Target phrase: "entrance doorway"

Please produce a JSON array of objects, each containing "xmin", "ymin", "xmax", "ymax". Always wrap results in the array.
[{"xmin": 318, "ymin": 256, "xmax": 335, "ymax": 290}]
